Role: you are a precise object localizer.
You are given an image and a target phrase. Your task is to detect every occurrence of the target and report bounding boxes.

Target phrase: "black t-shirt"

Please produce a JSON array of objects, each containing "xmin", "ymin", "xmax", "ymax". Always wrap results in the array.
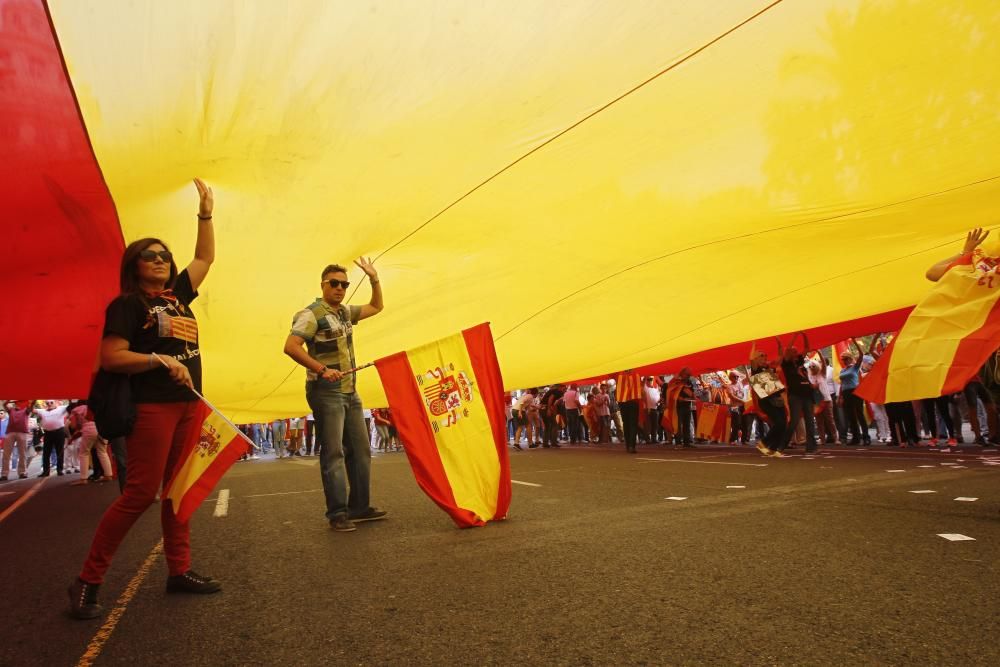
[
  {"xmin": 781, "ymin": 356, "xmax": 813, "ymax": 399},
  {"xmin": 103, "ymin": 269, "xmax": 201, "ymax": 403},
  {"xmin": 541, "ymin": 388, "xmax": 564, "ymax": 413}
]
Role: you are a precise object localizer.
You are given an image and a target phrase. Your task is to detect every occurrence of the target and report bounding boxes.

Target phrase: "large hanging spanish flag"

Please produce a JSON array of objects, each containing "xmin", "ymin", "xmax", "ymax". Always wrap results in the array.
[
  {"xmin": 857, "ymin": 250, "xmax": 1000, "ymax": 403},
  {"xmin": 6, "ymin": 0, "xmax": 1000, "ymax": 420},
  {"xmin": 375, "ymin": 323, "xmax": 511, "ymax": 528},
  {"xmin": 163, "ymin": 400, "xmax": 248, "ymax": 523}
]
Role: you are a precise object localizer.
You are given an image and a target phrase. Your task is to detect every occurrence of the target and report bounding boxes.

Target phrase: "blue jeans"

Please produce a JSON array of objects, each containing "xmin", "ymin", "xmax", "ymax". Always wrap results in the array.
[{"xmin": 306, "ymin": 382, "xmax": 371, "ymax": 521}]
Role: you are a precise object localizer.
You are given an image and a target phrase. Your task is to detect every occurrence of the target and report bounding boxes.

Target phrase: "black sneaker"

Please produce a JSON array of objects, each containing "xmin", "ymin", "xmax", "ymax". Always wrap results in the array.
[
  {"xmin": 166, "ymin": 570, "xmax": 222, "ymax": 594},
  {"xmin": 349, "ymin": 508, "xmax": 388, "ymax": 523},
  {"xmin": 528, "ymin": 443, "xmax": 539, "ymax": 449},
  {"xmin": 975, "ymin": 435, "xmax": 988, "ymax": 446},
  {"xmin": 68, "ymin": 578, "xmax": 103, "ymax": 619},
  {"xmin": 329, "ymin": 516, "xmax": 357, "ymax": 532}
]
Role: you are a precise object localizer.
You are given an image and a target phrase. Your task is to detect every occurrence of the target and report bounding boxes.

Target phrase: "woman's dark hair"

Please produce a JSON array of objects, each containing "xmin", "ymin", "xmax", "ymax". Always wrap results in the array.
[{"xmin": 120, "ymin": 237, "xmax": 177, "ymax": 294}]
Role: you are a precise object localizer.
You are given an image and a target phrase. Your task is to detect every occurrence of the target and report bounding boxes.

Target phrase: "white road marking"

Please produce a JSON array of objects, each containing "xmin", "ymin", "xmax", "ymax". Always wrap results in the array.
[
  {"xmin": 511, "ymin": 480, "xmax": 542, "ymax": 487},
  {"xmin": 213, "ymin": 489, "xmax": 230, "ymax": 517},
  {"xmin": 938, "ymin": 534, "xmax": 975, "ymax": 541},
  {"xmin": 917, "ymin": 465, "xmax": 935, "ymax": 468},
  {"xmin": 242, "ymin": 489, "xmax": 322, "ymax": 499},
  {"xmin": 639, "ymin": 458, "xmax": 767, "ymax": 467},
  {"xmin": 726, "ymin": 485, "xmax": 746, "ymax": 489},
  {"xmin": 909, "ymin": 490, "xmax": 936, "ymax": 494},
  {"xmin": 886, "ymin": 470, "xmax": 906, "ymax": 473},
  {"xmin": 954, "ymin": 497, "xmax": 979, "ymax": 502},
  {"xmin": 0, "ymin": 491, "xmax": 15, "ymax": 497},
  {"xmin": 664, "ymin": 496, "xmax": 688, "ymax": 501}
]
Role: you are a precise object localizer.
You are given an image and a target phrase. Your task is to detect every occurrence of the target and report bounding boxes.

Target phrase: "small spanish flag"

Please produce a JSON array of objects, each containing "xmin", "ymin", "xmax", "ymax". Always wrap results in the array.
[
  {"xmin": 857, "ymin": 249, "xmax": 1000, "ymax": 403},
  {"xmin": 695, "ymin": 401, "xmax": 730, "ymax": 443},
  {"xmin": 660, "ymin": 381, "xmax": 685, "ymax": 434},
  {"xmin": 375, "ymin": 323, "xmax": 511, "ymax": 528},
  {"xmin": 163, "ymin": 400, "xmax": 248, "ymax": 523}
]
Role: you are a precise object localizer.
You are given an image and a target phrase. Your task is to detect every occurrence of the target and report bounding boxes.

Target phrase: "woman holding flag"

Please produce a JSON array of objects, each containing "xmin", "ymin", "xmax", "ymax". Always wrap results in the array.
[{"xmin": 69, "ymin": 179, "xmax": 220, "ymax": 620}]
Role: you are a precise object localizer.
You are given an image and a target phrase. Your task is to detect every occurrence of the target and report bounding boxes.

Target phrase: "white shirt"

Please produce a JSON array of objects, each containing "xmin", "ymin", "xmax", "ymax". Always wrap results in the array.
[
  {"xmin": 642, "ymin": 385, "xmax": 660, "ymax": 410},
  {"xmin": 810, "ymin": 372, "xmax": 832, "ymax": 400},
  {"xmin": 36, "ymin": 405, "xmax": 68, "ymax": 431},
  {"xmin": 825, "ymin": 366, "xmax": 837, "ymax": 395}
]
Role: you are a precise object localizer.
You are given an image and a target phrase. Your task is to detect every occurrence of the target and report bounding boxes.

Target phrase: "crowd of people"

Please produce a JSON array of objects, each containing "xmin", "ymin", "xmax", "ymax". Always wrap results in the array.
[
  {"xmin": 2, "ymin": 399, "xmax": 117, "ymax": 484},
  {"xmin": 502, "ymin": 339, "xmax": 1000, "ymax": 457},
  {"xmin": 233, "ymin": 407, "xmax": 402, "ymax": 461}
]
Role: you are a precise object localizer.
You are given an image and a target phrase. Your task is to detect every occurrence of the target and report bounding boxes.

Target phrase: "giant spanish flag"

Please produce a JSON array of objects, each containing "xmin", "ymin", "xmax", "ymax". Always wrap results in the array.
[
  {"xmin": 857, "ymin": 250, "xmax": 1000, "ymax": 404},
  {"xmin": 163, "ymin": 400, "xmax": 248, "ymax": 523},
  {"xmin": 375, "ymin": 323, "xmax": 511, "ymax": 528},
  {"xmin": 5, "ymin": 0, "xmax": 1000, "ymax": 420}
]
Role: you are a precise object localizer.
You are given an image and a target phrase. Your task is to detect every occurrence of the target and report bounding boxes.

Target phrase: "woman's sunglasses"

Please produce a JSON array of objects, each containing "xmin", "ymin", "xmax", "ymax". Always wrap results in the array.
[
  {"xmin": 323, "ymin": 279, "xmax": 350, "ymax": 289},
  {"xmin": 139, "ymin": 249, "xmax": 173, "ymax": 263}
]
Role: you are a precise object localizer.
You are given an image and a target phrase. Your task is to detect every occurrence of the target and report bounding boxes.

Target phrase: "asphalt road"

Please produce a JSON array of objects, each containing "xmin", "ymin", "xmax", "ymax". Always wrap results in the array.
[{"xmin": 1, "ymin": 442, "xmax": 998, "ymax": 666}]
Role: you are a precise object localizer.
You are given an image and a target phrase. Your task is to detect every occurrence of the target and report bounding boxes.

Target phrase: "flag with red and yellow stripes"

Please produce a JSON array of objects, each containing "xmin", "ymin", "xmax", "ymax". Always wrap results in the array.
[
  {"xmin": 614, "ymin": 370, "xmax": 643, "ymax": 403},
  {"xmin": 695, "ymin": 401, "xmax": 730, "ymax": 442},
  {"xmin": 660, "ymin": 380, "xmax": 685, "ymax": 434},
  {"xmin": 858, "ymin": 250, "xmax": 1000, "ymax": 403},
  {"xmin": 163, "ymin": 400, "xmax": 248, "ymax": 523},
  {"xmin": 375, "ymin": 323, "xmax": 511, "ymax": 528}
]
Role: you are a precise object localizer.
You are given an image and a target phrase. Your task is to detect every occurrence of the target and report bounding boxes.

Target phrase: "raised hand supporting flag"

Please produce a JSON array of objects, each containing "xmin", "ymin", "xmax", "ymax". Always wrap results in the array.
[{"xmin": 858, "ymin": 246, "xmax": 1000, "ymax": 403}]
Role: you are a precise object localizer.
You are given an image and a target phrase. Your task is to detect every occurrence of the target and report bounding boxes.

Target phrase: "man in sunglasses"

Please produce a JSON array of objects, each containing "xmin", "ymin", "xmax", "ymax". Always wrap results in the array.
[{"xmin": 283, "ymin": 259, "xmax": 386, "ymax": 532}]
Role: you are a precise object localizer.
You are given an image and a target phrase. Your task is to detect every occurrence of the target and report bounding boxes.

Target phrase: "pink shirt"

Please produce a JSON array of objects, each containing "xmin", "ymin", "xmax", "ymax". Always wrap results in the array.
[
  {"xmin": 592, "ymin": 393, "xmax": 610, "ymax": 417},
  {"xmin": 563, "ymin": 389, "xmax": 580, "ymax": 410}
]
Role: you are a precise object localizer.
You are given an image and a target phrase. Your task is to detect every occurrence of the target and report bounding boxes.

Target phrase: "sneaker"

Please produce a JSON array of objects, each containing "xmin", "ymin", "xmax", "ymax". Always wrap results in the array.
[
  {"xmin": 528, "ymin": 443, "xmax": 539, "ymax": 449},
  {"xmin": 166, "ymin": 570, "xmax": 222, "ymax": 594},
  {"xmin": 349, "ymin": 508, "xmax": 388, "ymax": 523},
  {"xmin": 68, "ymin": 578, "xmax": 103, "ymax": 619},
  {"xmin": 513, "ymin": 443, "xmax": 523, "ymax": 451},
  {"xmin": 38, "ymin": 471, "xmax": 49, "ymax": 477},
  {"xmin": 18, "ymin": 474, "xmax": 27, "ymax": 479},
  {"xmin": 975, "ymin": 435, "xmax": 988, "ymax": 446},
  {"xmin": 756, "ymin": 443, "xmax": 772, "ymax": 456},
  {"xmin": 329, "ymin": 516, "xmax": 357, "ymax": 532},
  {"xmin": 946, "ymin": 438, "xmax": 958, "ymax": 446},
  {"xmin": 769, "ymin": 451, "xmax": 786, "ymax": 458}
]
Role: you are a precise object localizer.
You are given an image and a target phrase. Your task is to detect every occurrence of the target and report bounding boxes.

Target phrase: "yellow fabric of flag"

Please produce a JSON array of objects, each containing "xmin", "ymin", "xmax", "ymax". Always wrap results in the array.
[
  {"xmin": 406, "ymin": 333, "xmax": 501, "ymax": 522},
  {"xmin": 43, "ymin": 1, "xmax": 1000, "ymax": 420},
  {"xmin": 165, "ymin": 403, "xmax": 243, "ymax": 522}
]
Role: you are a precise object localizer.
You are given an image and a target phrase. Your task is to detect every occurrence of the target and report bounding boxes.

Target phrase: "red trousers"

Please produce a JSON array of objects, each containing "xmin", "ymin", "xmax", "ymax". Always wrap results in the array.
[{"xmin": 80, "ymin": 402, "xmax": 199, "ymax": 584}]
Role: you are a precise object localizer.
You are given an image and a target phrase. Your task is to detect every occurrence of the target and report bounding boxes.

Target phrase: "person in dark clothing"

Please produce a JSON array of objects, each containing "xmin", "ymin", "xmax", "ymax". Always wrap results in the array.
[
  {"xmin": 779, "ymin": 334, "xmax": 819, "ymax": 453},
  {"xmin": 540, "ymin": 384, "xmax": 564, "ymax": 448}
]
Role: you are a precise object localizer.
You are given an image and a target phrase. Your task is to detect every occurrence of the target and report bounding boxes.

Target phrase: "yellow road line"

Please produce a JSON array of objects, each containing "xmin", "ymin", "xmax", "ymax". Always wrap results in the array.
[
  {"xmin": 77, "ymin": 540, "xmax": 163, "ymax": 667},
  {"xmin": 0, "ymin": 476, "xmax": 49, "ymax": 525}
]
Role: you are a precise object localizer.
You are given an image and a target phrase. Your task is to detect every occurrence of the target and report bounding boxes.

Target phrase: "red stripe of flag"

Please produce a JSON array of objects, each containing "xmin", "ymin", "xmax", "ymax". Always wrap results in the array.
[
  {"xmin": 461, "ymin": 323, "xmax": 512, "ymax": 521},
  {"xmin": 940, "ymin": 295, "xmax": 1000, "ymax": 394}
]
